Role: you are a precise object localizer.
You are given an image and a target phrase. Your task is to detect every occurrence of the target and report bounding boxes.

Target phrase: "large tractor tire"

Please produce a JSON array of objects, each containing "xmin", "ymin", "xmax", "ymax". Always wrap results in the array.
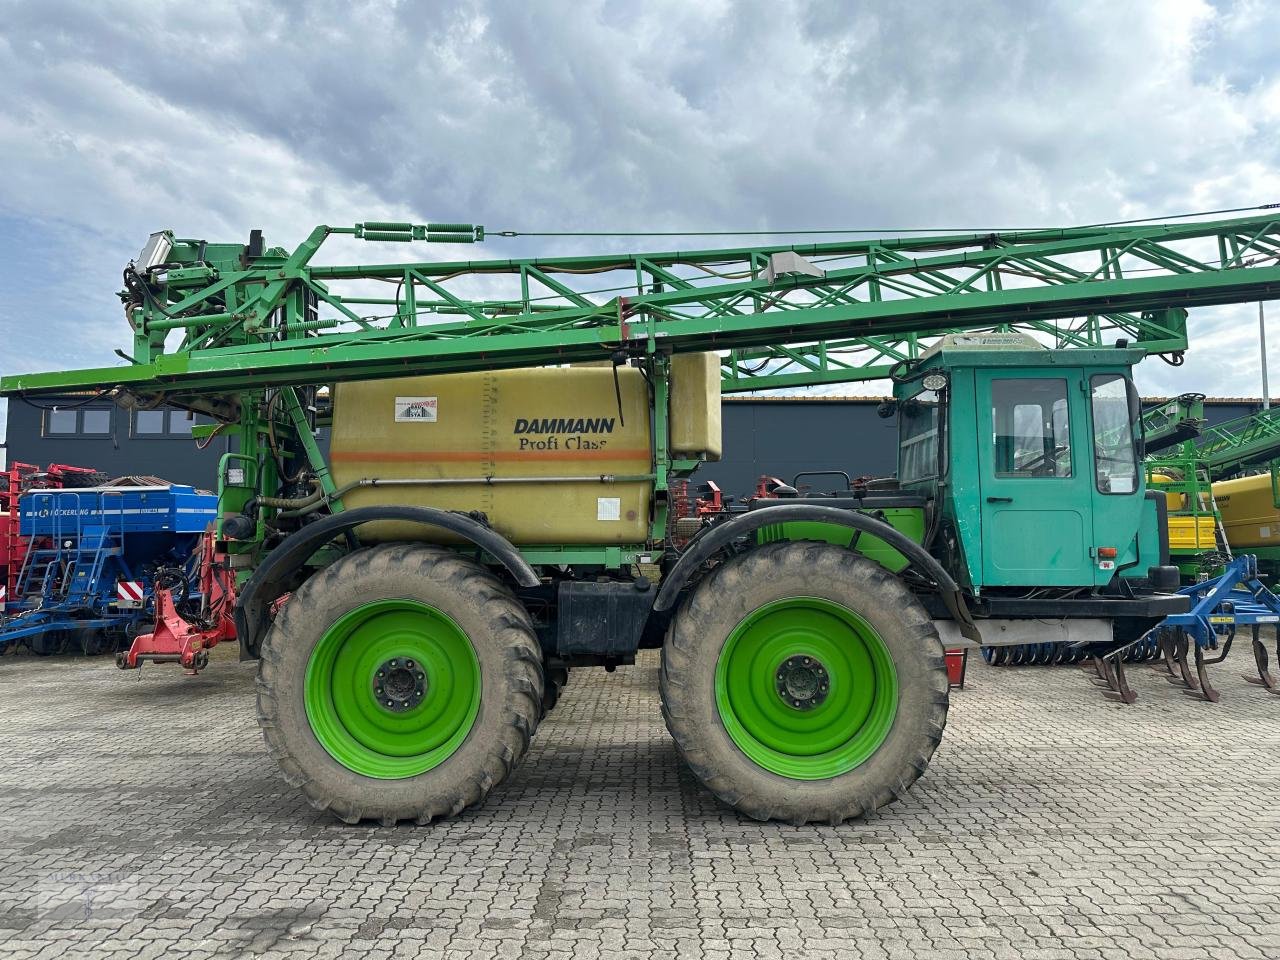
[
  {"xmin": 660, "ymin": 541, "xmax": 948, "ymax": 824},
  {"xmin": 257, "ymin": 543, "xmax": 543, "ymax": 824}
]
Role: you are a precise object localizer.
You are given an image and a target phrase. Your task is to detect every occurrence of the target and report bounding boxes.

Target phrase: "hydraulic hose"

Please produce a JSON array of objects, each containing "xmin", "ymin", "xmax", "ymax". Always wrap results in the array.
[{"xmin": 240, "ymin": 480, "xmax": 325, "ymax": 526}]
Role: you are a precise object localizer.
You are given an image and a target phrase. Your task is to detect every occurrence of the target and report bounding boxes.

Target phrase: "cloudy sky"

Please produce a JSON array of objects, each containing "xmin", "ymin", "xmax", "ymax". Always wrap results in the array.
[{"xmin": 2, "ymin": 0, "xmax": 1280, "ymax": 430}]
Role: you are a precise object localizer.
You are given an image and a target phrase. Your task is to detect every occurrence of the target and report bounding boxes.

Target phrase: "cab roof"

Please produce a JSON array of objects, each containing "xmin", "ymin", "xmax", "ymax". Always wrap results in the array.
[{"xmin": 917, "ymin": 332, "xmax": 1146, "ymax": 371}]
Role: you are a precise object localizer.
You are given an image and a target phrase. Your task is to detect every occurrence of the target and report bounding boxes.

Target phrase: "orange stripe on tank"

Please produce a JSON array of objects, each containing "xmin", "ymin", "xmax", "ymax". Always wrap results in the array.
[{"xmin": 330, "ymin": 449, "xmax": 653, "ymax": 463}]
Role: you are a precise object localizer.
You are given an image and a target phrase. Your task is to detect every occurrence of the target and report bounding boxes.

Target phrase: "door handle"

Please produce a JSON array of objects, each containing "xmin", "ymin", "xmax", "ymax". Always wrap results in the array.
[{"xmin": 986, "ymin": 496, "xmax": 1013, "ymax": 503}]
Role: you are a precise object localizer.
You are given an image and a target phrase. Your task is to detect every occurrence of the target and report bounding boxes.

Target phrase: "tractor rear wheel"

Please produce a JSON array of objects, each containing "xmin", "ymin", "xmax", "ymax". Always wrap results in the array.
[
  {"xmin": 660, "ymin": 541, "xmax": 948, "ymax": 824},
  {"xmin": 257, "ymin": 543, "xmax": 543, "ymax": 824}
]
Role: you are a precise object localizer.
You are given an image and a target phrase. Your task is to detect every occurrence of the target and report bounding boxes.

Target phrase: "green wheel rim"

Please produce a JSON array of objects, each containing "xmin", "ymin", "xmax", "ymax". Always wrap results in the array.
[
  {"xmin": 304, "ymin": 599, "xmax": 481, "ymax": 779},
  {"xmin": 714, "ymin": 597, "xmax": 898, "ymax": 780}
]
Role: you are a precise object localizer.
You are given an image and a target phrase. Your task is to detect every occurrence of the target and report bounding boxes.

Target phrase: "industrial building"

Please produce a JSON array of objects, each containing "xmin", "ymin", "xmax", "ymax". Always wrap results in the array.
[{"xmin": 3, "ymin": 392, "xmax": 1266, "ymax": 497}]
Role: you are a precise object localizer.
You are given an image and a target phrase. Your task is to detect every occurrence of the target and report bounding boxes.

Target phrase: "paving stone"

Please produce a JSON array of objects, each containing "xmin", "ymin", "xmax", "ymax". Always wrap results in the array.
[{"xmin": 0, "ymin": 645, "xmax": 1276, "ymax": 958}]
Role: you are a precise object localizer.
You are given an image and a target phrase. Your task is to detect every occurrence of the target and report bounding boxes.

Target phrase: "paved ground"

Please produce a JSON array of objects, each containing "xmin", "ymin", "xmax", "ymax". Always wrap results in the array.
[{"xmin": 0, "ymin": 645, "xmax": 1277, "ymax": 960}]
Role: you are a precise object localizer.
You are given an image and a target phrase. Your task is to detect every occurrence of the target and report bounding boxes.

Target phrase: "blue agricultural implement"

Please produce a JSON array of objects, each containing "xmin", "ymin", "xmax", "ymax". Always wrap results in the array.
[
  {"xmin": 983, "ymin": 554, "xmax": 1280, "ymax": 703},
  {"xmin": 1135, "ymin": 554, "xmax": 1280, "ymax": 703},
  {"xmin": 0, "ymin": 483, "xmax": 218, "ymax": 656},
  {"xmin": 0, "ymin": 462, "xmax": 105, "ymax": 603}
]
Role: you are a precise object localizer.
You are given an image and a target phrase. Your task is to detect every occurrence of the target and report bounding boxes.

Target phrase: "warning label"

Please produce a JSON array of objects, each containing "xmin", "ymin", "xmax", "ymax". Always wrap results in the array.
[
  {"xmin": 395, "ymin": 396, "xmax": 438, "ymax": 422},
  {"xmin": 597, "ymin": 497, "xmax": 621, "ymax": 521}
]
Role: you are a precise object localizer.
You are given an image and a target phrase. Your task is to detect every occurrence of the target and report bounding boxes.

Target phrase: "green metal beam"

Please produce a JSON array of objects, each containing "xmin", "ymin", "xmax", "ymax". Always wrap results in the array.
[{"xmin": 5, "ymin": 214, "xmax": 1280, "ymax": 401}]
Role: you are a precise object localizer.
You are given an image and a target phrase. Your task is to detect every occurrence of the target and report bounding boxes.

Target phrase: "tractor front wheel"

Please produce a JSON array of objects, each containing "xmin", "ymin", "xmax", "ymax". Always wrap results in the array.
[
  {"xmin": 256, "ymin": 543, "xmax": 543, "ymax": 824},
  {"xmin": 660, "ymin": 541, "xmax": 948, "ymax": 824}
]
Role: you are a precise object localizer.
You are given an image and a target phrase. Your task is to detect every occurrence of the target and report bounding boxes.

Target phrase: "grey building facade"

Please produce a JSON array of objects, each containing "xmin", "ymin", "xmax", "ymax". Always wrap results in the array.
[
  {"xmin": 3, "ymin": 393, "xmax": 1264, "ymax": 500},
  {"xmin": 3, "ymin": 396, "xmax": 233, "ymax": 487}
]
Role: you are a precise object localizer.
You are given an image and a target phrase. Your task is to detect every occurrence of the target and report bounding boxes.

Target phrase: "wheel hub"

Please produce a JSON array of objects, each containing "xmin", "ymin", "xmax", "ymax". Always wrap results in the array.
[
  {"xmin": 775, "ymin": 654, "xmax": 830, "ymax": 710},
  {"xmin": 374, "ymin": 657, "xmax": 427, "ymax": 713},
  {"xmin": 714, "ymin": 596, "xmax": 899, "ymax": 779}
]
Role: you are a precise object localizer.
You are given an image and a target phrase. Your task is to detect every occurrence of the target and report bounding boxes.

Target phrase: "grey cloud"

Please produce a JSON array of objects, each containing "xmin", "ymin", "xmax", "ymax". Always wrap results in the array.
[{"xmin": 0, "ymin": 0, "xmax": 1278, "ymax": 400}]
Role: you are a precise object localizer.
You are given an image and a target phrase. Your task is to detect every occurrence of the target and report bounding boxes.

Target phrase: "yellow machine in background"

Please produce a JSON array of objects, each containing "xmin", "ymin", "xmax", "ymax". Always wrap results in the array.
[{"xmin": 1213, "ymin": 472, "xmax": 1280, "ymax": 549}]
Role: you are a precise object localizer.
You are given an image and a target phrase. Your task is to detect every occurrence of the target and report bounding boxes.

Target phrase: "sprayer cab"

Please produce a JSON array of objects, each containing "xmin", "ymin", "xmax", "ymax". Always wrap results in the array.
[{"xmin": 894, "ymin": 333, "xmax": 1166, "ymax": 591}]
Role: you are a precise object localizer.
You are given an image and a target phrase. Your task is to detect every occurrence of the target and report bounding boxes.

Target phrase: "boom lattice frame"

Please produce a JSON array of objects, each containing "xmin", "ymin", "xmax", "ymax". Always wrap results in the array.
[{"xmin": 6, "ymin": 213, "xmax": 1280, "ymax": 401}]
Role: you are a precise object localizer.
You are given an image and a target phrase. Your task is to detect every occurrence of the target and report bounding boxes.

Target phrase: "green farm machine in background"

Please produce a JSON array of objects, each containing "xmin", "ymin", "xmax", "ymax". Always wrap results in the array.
[
  {"xmin": 6, "ymin": 211, "xmax": 1280, "ymax": 824},
  {"xmin": 1146, "ymin": 405, "xmax": 1280, "ymax": 580}
]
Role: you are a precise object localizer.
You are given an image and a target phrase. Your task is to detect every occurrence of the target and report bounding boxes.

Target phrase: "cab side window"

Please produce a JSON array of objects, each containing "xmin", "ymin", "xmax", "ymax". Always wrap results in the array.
[
  {"xmin": 991, "ymin": 378, "xmax": 1071, "ymax": 478},
  {"xmin": 899, "ymin": 388, "xmax": 942, "ymax": 483}
]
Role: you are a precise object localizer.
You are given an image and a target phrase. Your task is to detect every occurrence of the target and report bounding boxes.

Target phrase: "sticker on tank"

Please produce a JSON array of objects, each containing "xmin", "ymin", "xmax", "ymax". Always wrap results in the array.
[{"xmin": 395, "ymin": 397, "xmax": 438, "ymax": 422}]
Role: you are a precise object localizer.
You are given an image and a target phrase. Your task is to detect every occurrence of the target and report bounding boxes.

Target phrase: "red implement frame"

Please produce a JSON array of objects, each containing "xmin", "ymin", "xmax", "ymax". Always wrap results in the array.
[
  {"xmin": 0, "ymin": 462, "xmax": 104, "ymax": 602},
  {"xmin": 118, "ymin": 527, "xmax": 236, "ymax": 673}
]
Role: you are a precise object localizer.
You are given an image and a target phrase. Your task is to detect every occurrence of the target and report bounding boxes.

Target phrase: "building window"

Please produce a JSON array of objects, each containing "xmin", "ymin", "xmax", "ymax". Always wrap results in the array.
[
  {"xmin": 81, "ymin": 409, "xmax": 112, "ymax": 434},
  {"xmin": 134, "ymin": 410, "xmax": 167, "ymax": 435},
  {"xmin": 131, "ymin": 408, "xmax": 205, "ymax": 438},
  {"xmin": 44, "ymin": 407, "xmax": 113, "ymax": 437},
  {"xmin": 45, "ymin": 409, "xmax": 78, "ymax": 434}
]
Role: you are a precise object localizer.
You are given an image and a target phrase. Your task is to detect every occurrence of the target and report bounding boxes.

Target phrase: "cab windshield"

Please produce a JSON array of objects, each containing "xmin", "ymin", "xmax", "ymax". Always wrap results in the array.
[{"xmin": 1091, "ymin": 373, "xmax": 1139, "ymax": 494}]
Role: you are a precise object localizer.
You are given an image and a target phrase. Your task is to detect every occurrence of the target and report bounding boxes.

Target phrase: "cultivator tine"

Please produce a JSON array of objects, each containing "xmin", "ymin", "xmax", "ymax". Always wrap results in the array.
[
  {"xmin": 1244, "ymin": 626, "xmax": 1280, "ymax": 694},
  {"xmin": 1085, "ymin": 652, "xmax": 1138, "ymax": 703},
  {"xmin": 1109, "ymin": 654, "xmax": 1138, "ymax": 703},
  {"xmin": 1187, "ymin": 642, "xmax": 1220, "ymax": 703},
  {"xmin": 1083, "ymin": 654, "xmax": 1108, "ymax": 683},
  {"xmin": 1157, "ymin": 632, "xmax": 1181, "ymax": 680},
  {"xmin": 1167, "ymin": 630, "xmax": 1199, "ymax": 691}
]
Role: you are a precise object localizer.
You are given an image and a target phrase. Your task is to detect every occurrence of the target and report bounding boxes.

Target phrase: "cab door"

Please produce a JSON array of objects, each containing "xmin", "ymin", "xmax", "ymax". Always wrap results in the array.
[{"xmin": 975, "ymin": 370, "xmax": 1096, "ymax": 586}]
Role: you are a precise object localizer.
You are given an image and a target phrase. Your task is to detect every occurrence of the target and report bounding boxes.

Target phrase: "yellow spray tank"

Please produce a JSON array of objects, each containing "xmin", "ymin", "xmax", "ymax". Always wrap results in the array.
[
  {"xmin": 329, "ymin": 353, "xmax": 721, "ymax": 544},
  {"xmin": 1212, "ymin": 472, "xmax": 1280, "ymax": 549}
]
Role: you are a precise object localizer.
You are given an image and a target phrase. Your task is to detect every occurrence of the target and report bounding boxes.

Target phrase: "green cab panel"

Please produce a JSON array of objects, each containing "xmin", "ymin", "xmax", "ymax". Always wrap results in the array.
[
  {"xmin": 754, "ymin": 508, "xmax": 925, "ymax": 573},
  {"xmin": 1120, "ymin": 496, "xmax": 1165, "ymax": 580}
]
